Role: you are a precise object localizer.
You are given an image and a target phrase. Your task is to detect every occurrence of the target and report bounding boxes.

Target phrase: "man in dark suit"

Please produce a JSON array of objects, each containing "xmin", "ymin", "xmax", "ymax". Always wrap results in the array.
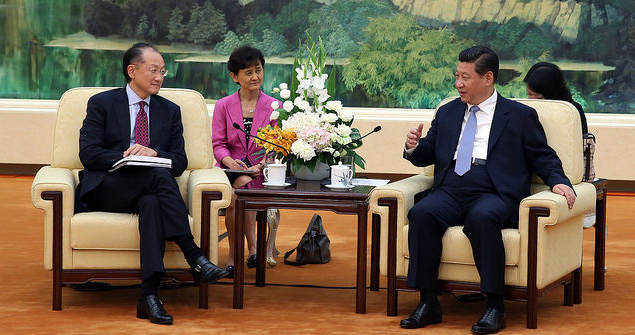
[
  {"xmin": 400, "ymin": 46, "xmax": 576, "ymax": 334},
  {"xmin": 75, "ymin": 43, "xmax": 228, "ymax": 325}
]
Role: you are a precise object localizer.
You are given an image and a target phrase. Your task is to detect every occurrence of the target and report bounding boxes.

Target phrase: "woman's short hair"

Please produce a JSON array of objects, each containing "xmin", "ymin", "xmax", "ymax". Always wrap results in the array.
[
  {"xmin": 523, "ymin": 62, "xmax": 573, "ymax": 102},
  {"xmin": 459, "ymin": 46, "xmax": 499, "ymax": 82},
  {"xmin": 122, "ymin": 42, "xmax": 159, "ymax": 82},
  {"xmin": 227, "ymin": 46, "xmax": 265, "ymax": 75}
]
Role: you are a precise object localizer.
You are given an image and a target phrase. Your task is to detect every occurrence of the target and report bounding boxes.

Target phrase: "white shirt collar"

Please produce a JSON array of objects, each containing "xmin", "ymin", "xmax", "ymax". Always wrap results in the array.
[
  {"xmin": 126, "ymin": 84, "xmax": 150, "ymax": 107},
  {"xmin": 467, "ymin": 88, "xmax": 497, "ymax": 115}
]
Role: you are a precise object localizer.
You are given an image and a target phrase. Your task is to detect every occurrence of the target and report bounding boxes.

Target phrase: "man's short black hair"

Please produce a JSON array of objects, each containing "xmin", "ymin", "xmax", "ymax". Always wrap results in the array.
[
  {"xmin": 227, "ymin": 45, "xmax": 265, "ymax": 75},
  {"xmin": 459, "ymin": 46, "xmax": 499, "ymax": 82},
  {"xmin": 122, "ymin": 42, "xmax": 160, "ymax": 82}
]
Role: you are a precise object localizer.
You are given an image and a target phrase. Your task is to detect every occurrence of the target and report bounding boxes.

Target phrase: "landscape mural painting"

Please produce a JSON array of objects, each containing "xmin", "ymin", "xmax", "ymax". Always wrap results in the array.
[{"xmin": 1, "ymin": 0, "xmax": 633, "ymax": 113}]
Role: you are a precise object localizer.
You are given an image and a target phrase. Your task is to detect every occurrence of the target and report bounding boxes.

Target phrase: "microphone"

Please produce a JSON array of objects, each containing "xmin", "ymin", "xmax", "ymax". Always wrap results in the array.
[
  {"xmin": 232, "ymin": 123, "xmax": 290, "ymax": 156},
  {"xmin": 333, "ymin": 125, "xmax": 382, "ymax": 151},
  {"xmin": 359, "ymin": 126, "xmax": 382, "ymax": 141}
]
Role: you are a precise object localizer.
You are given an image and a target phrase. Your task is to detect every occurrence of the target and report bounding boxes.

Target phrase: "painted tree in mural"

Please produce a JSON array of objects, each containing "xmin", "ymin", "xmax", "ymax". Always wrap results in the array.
[
  {"xmin": 593, "ymin": 1, "xmax": 635, "ymax": 107},
  {"xmin": 343, "ymin": 14, "xmax": 469, "ymax": 109}
]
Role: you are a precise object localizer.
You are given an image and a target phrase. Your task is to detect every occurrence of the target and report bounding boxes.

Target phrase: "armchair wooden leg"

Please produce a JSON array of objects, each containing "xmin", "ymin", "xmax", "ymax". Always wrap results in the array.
[
  {"xmin": 370, "ymin": 213, "xmax": 380, "ymax": 291},
  {"xmin": 564, "ymin": 279, "xmax": 574, "ymax": 306},
  {"xmin": 42, "ymin": 191, "xmax": 63, "ymax": 311},
  {"xmin": 573, "ymin": 267, "xmax": 582, "ymax": 304},
  {"xmin": 198, "ymin": 284, "xmax": 209, "ymax": 309},
  {"xmin": 527, "ymin": 207, "xmax": 549, "ymax": 329},
  {"xmin": 199, "ymin": 191, "xmax": 222, "ymax": 309},
  {"xmin": 378, "ymin": 198, "xmax": 398, "ymax": 316}
]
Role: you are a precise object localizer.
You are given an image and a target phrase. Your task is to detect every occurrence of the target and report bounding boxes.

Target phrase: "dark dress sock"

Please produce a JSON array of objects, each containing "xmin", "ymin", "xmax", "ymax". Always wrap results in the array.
[
  {"xmin": 141, "ymin": 272, "xmax": 164, "ymax": 298},
  {"xmin": 486, "ymin": 293, "xmax": 505, "ymax": 311},
  {"xmin": 174, "ymin": 235, "xmax": 205, "ymax": 268},
  {"xmin": 420, "ymin": 289, "xmax": 439, "ymax": 306}
]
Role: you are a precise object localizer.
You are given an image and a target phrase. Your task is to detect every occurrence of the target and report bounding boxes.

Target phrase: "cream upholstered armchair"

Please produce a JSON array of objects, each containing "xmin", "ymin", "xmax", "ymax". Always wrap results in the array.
[
  {"xmin": 369, "ymin": 98, "xmax": 596, "ymax": 329},
  {"xmin": 31, "ymin": 87, "xmax": 232, "ymax": 310}
]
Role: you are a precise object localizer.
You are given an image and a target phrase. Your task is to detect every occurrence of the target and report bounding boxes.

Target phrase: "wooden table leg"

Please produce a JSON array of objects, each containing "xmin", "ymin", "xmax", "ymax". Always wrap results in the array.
[
  {"xmin": 356, "ymin": 204, "xmax": 368, "ymax": 314},
  {"xmin": 233, "ymin": 199, "xmax": 245, "ymax": 309},
  {"xmin": 256, "ymin": 210, "xmax": 267, "ymax": 287},
  {"xmin": 594, "ymin": 186, "xmax": 607, "ymax": 291}
]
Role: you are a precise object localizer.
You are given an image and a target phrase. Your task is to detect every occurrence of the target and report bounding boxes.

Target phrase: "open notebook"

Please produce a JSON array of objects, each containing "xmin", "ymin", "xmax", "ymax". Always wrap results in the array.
[{"xmin": 109, "ymin": 155, "xmax": 172, "ymax": 173}]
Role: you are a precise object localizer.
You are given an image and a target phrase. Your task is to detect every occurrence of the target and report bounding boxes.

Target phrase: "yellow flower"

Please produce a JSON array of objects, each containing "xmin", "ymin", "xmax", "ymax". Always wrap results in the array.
[{"xmin": 255, "ymin": 125, "xmax": 297, "ymax": 156}]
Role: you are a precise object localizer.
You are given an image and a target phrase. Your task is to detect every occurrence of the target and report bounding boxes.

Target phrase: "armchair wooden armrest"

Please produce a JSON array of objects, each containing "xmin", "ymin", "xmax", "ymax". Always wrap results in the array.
[{"xmin": 187, "ymin": 167, "xmax": 232, "ymax": 264}]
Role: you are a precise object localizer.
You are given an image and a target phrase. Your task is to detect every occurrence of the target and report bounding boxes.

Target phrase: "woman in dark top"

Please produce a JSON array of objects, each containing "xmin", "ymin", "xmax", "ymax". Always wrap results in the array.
[
  {"xmin": 212, "ymin": 46, "xmax": 279, "ymax": 277},
  {"xmin": 524, "ymin": 62, "xmax": 588, "ymax": 134}
]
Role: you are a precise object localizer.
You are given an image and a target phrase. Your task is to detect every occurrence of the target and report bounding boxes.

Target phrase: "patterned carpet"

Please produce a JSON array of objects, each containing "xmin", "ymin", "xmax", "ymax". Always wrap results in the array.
[{"xmin": 1, "ymin": 175, "xmax": 633, "ymax": 334}]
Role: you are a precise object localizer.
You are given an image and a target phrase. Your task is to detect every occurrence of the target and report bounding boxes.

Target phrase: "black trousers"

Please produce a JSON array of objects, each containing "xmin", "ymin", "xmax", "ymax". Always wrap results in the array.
[
  {"xmin": 407, "ymin": 165, "xmax": 510, "ymax": 295},
  {"xmin": 85, "ymin": 167, "xmax": 192, "ymax": 280}
]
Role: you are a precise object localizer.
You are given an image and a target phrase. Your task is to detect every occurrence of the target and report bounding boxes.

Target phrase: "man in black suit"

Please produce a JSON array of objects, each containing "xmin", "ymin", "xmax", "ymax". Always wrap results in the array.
[
  {"xmin": 400, "ymin": 46, "xmax": 576, "ymax": 334},
  {"xmin": 75, "ymin": 43, "xmax": 228, "ymax": 325}
]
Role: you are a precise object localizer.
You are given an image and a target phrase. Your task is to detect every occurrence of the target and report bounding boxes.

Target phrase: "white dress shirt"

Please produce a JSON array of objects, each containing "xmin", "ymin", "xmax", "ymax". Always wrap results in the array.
[
  {"xmin": 405, "ymin": 89, "xmax": 498, "ymax": 159},
  {"xmin": 126, "ymin": 84, "xmax": 151, "ymax": 147},
  {"xmin": 452, "ymin": 89, "xmax": 497, "ymax": 160}
]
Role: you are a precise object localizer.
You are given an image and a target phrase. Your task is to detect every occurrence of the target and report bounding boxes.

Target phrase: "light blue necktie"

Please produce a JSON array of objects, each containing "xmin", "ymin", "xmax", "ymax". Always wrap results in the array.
[{"xmin": 454, "ymin": 105, "xmax": 479, "ymax": 176}]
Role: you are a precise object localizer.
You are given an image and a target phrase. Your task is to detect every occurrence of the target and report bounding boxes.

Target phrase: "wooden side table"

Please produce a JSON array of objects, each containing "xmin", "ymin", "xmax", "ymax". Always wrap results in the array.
[{"xmin": 233, "ymin": 180, "xmax": 374, "ymax": 314}]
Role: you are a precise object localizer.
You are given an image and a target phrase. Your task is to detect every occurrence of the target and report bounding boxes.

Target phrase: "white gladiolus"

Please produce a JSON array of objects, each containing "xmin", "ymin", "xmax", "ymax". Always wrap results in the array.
[
  {"xmin": 279, "ymin": 89, "xmax": 291, "ymax": 99},
  {"xmin": 283, "ymin": 100, "xmax": 294, "ymax": 112},
  {"xmin": 279, "ymin": 83, "xmax": 288, "ymax": 90},
  {"xmin": 271, "ymin": 101, "xmax": 279, "ymax": 110},
  {"xmin": 298, "ymin": 79, "xmax": 311, "ymax": 90}
]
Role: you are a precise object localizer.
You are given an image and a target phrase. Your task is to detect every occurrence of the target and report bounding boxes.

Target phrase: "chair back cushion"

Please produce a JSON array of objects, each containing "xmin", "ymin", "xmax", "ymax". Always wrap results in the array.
[
  {"xmin": 434, "ymin": 97, "xmax": 583, "ymax": 184},
  {"xmin": 52, "ymin": 87, "xmax": 213, "ymax": 170}
]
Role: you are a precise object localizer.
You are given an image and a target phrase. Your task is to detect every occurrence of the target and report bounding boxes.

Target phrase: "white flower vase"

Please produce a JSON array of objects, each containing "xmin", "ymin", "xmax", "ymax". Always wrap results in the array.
[{"xmin": 293, "ymin": 161, "xmax": 330, "ymax": 181}]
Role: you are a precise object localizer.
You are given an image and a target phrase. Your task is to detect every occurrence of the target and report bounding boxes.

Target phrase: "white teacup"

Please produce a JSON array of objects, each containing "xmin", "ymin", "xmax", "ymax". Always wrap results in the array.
[
  {"xmin": 330, "ymin": 164, "xmax": 353, "ymax": 187},
  {"xmin": 263, "ymin": 163, "xmax": 286, "ymax": 185}
]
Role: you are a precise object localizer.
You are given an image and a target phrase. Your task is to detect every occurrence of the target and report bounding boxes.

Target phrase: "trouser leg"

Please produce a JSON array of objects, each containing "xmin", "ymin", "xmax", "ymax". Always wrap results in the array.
[
  {"xmin": 406, "ymin": 189, "xmax": 462, "ymax": 290},
  {"xmin": 462, "ymin": 193, "xmax": 509, "ymax": 295}
]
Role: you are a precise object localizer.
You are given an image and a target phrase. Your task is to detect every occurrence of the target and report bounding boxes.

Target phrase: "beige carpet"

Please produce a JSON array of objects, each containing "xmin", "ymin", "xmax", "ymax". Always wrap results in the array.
[{"xmin": 1, "ymin": 175, "xmax": 633, "ymax": 334}]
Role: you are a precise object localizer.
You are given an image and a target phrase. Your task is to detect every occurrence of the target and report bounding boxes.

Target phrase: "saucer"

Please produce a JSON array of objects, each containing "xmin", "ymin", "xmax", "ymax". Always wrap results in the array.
[
  {"xmin": 263, "ymin": 182, "xmax": 291, "ymax": 190},
  {"xmin": 325, "ymin": 184, "xmax": 355, "ymax": 190}
]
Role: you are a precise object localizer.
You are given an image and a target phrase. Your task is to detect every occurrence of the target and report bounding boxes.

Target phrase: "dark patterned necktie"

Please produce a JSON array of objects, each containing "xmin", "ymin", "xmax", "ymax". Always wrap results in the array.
[{"xmin": 134, "ymin": 101, "xmax": 149, "ymax": 147}]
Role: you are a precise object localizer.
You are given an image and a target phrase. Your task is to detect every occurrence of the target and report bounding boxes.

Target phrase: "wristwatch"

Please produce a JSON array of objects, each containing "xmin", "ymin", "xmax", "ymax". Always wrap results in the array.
[{"xmin": 258, "ymin": 162, "xmax": 264, "ymax": 169}]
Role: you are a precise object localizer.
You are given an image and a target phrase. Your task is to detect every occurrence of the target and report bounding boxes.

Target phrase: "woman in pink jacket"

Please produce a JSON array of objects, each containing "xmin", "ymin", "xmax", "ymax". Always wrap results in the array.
[{"xmin": 212, "ymin": 46, "xmax": 279, "ymax": 277}]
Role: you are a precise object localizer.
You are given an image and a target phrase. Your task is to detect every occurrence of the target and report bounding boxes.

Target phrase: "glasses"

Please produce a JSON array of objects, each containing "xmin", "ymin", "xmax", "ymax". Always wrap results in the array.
[{"xmin": 132, "ymin": 63, "xmax": 168, "ymax": 77}]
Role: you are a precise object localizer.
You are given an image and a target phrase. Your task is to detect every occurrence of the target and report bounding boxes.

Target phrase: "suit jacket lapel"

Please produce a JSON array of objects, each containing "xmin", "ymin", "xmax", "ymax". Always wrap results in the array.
[
  {"xmin": 443, "ymin": 102, "xmax": 467, "ymax": 166},
  {"xmin": 488, "ymin": 94, "xmax": 510, "ymax": 154},
  {"xmin": 149, "ymin": 95, "xmax": 163, "ymax": 148},
  {"xmin": 248, "ymin": 91, "xmax": 270, "ymax": 152},
  {"xmin": 226, "ymin": 91, "xmax": 247, "ymax": 150},
  {"xmin": 114, "ymin": 88, "xmax": 131, "ymax": 146}
]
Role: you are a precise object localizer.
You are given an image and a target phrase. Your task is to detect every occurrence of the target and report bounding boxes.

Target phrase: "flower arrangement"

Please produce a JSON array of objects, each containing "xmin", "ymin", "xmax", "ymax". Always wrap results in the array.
[{"xmin": 254, "ymin": 34, "xmax": 364, "ymax": 174}]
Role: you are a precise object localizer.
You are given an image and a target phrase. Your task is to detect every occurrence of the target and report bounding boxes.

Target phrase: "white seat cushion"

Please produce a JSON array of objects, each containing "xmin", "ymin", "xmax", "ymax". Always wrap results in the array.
[
  {"xmin": 403, "ymin": 226, "xmax": 520, "ymax": 266},
  {"xmin": 70, "ymin": 212, "xmax": 194, "ymax": 251}
]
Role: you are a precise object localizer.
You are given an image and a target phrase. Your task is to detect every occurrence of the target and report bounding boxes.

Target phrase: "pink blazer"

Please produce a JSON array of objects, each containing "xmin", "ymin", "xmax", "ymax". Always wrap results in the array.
[{"xmin": 212, "ymin": 91, "xmax": 279, "ymax": 168}]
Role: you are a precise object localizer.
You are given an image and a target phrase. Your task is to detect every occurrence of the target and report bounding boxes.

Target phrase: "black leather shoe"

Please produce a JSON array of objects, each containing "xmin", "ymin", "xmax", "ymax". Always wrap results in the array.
[
  {"xmin": 400, "ymin": 303, "xmax": 442, "ymax": 329},
  {"xmin": 471, "ymin": 307, "xmax": 506, "ymax": 334},
  {"xmin": 246, "ymin": 254, "xmax": 257, "ymax": 268},
  {"xmin": 191, "ymin": 255, "xmax": 229, "ymax": 284},
  {"xmin": 137, "ymin": 294, "xmax": 173, "ymax": 325},
  {"xmin": 225, "ymin": 265, "xmax": 235, "ymax": 279}
]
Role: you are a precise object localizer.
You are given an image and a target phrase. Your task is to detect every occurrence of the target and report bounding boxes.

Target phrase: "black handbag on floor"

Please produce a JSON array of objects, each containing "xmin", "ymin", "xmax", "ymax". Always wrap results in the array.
[{"xmin": 284, "ymin": 214, "xmax": 331, "ymax": 266}]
